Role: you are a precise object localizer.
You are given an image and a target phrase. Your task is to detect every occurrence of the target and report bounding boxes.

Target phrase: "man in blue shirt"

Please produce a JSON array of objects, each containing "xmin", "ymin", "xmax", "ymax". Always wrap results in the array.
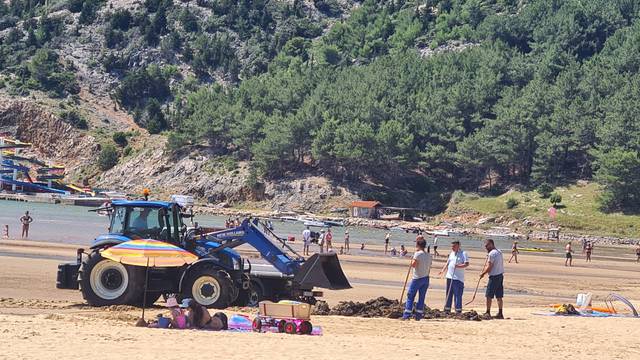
[{"xmin": 440, "ymin": 240, "xmax": 469, "ymax": 313}]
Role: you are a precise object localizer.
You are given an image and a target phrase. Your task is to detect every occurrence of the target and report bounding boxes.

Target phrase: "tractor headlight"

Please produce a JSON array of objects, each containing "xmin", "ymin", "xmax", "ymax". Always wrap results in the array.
[{"xmin": 232, "ymin": 258, "xmax": 240, "ymax": 270}]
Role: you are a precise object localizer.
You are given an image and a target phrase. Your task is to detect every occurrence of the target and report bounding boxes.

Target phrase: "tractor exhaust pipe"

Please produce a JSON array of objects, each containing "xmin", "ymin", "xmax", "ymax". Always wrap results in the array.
[{"xmin": 293, "ymin": 253, "xmax": 352, "ymax": 290}]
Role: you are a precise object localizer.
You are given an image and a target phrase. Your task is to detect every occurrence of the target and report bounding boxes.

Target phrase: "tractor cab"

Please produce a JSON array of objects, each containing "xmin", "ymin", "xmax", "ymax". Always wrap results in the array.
[{"xmin": 106, "ymin": 200, "xmax": 186, "ymax": 245}]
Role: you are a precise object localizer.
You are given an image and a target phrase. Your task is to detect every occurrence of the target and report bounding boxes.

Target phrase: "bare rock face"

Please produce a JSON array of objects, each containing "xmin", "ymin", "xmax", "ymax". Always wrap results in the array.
[
  {"xmin": 97, "ymin": 139, "xmax": 357, "ymax": 212},
  {"xmin": 0, "ymin": 99, "xmax": 98, "ymax": 175}
]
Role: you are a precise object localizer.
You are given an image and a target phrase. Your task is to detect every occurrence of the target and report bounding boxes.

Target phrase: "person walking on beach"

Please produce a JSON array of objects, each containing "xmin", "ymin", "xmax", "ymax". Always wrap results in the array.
[
  {"xmin": 318, "ymin": 230, "xmax": 326, "ymax": 253},
  {"xmin": 636, "ymin": 243, "xmax": 640, "ymax": 263},
  {"xmin": 384, "ymin": 232, "xmax": 391, "ymax": 255},
  {"xmin": 302, "ymin": 226, "xmax": 311, "ymax": 256},
  {"xmin": 581, "ymin": 238, "xmax": 587, "ymax": 254},
  {"xmin": 433, "ymin": 235, "xmax": 440, "ymax": 257},
  {"xmin": 20, "ymin": 211, "xmax": 33, "ymax": 238},
  {"xmin": 565, "ymin": 242, "xmax": 573, "ymax": 267},
  {"xmin": 402, "ymin": 237, "xmax": 432, "ymax": 320},
  {"xmin": 325, "ymin": 228, "xmax": 333, "ymax": 252},
  {"xmin": 509, "ymin": 241, "xmax": 519, "ymax": 264},
  {"xmin": 440, "ymin": 240, "xmax": 469, "ymax": 314},
  {"xmin": 344, "ymin": 230, "xmax": 350, "ymax": 253},
  {"xmin": 480, "ymin": 239, "xmax": 505, "ymax": 319},
  {"xmin": 585, "ymin": 242, "xmax": 593, "ymax": 262}
]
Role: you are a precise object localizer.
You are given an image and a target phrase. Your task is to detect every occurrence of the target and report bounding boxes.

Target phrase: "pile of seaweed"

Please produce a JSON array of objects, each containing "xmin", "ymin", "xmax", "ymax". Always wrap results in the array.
[{"xmin": 313, "ymin": 297, "xmax": 483, "ymax": 321}]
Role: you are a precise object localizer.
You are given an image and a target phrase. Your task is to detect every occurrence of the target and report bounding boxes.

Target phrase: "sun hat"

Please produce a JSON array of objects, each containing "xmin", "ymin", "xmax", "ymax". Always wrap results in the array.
[
  {"xmin": 179, "ymin": 298, "xmax": 192, "ymax": 308},
  {"xmin": 165, "ymin": 297, "xmax": 179, "ymax": 308}
]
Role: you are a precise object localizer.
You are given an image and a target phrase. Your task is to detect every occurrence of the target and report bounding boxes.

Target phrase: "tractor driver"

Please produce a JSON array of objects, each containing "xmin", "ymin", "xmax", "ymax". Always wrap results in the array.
[{"xmin": 130, "ymin": 208, "xmax": 151, "ymax": 237}]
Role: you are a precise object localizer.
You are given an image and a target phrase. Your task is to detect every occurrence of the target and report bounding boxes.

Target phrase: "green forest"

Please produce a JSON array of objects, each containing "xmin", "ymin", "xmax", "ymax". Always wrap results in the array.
[{"xmin": 2, "ymin": 0, "xmax": 640, "ymax": 212}]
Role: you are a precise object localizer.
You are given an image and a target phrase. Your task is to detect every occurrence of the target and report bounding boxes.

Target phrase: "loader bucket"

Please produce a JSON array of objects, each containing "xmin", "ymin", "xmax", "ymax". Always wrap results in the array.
[{"xmin": 294, "ymin": 253, "xmax": 352, "ymax": 290}]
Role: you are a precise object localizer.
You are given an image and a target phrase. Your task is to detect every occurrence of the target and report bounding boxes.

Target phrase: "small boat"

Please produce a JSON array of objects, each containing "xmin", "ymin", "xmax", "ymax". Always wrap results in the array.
[
  {"xmin": 427, "ymin": 230, "xmax": 450, "ymax": 236},
  {"xmin": 323, "ymin": 220, "xmax": 344, "ymax": 227},
  {"xmin": 303, "ymin": 220, "xmax": 326, "ymax": 227},
  {"xmin": 518, "ymin": 247, "xmax": 554, "ymax": 253},
  {"xmin": 279, "ymin": 216, "xmax": 299, "ymax": 222}
]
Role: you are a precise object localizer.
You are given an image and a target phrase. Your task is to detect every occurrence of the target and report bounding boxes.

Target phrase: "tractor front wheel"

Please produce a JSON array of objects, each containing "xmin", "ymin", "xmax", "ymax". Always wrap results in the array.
[{"xmin": 183, "ymin": 267, "xmax": 234, "ymax": 309}]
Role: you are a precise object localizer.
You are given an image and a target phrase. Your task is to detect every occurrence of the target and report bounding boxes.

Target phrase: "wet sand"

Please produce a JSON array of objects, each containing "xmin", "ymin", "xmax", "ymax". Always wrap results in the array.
[{"xmin": 1, "ymin": 240, "xmax": 640, "ymax": 359}]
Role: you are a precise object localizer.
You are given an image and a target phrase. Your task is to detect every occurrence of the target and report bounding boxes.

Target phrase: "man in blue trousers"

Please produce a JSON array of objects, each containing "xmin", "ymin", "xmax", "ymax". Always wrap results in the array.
[
  {"xmin": 440, "ymin": 240, "xmax": 469, "ymax": 314},
  {"xmin": 402, "ymin": 237, "xmax": 432, "ymax": 320}
]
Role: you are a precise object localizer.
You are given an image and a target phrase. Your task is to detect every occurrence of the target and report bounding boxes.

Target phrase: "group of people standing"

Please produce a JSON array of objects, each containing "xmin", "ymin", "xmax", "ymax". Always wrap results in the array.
[
  {"xmin": 402, "ymin": 237, "xmax": 505, "ymax": 321},
  {"xmin": 564, "ymin": 239, "xmax": 595, "ymax": 266},
  {"xmin": 301, "ymin": 226, "xmax": 346, "ymax": 256}
]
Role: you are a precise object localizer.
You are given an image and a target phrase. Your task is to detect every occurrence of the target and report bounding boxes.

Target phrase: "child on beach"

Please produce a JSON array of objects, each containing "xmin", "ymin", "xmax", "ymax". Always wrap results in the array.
[{"xmin": 167, "ymin": 297, "xmax": 187, "ymax": 329}]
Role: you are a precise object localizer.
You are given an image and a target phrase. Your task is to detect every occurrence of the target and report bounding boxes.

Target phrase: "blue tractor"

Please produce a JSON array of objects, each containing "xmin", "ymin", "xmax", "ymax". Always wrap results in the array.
[{"xmin": 56, "ymin": 200, "xmax": 351, "ymax": 308}]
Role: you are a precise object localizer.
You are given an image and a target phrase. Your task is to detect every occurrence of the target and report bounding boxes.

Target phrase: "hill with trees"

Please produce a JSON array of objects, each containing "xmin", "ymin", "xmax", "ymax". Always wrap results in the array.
[{"xmin": 1, "ymin": 0, "xmax": 640, "ymax": 215}]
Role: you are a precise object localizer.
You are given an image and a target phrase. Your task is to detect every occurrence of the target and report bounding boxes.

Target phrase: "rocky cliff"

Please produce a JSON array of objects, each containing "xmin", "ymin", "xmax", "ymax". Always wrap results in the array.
[{"xmin": 0, "ymin": 99, "xmax": 99, "ymax": 178}]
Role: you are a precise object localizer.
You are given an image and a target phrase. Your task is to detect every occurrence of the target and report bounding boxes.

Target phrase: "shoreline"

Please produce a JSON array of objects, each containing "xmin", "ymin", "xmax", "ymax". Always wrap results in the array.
[{"xmin": 2, "ymin": 196, "xmax": 639, "ymax": 249}]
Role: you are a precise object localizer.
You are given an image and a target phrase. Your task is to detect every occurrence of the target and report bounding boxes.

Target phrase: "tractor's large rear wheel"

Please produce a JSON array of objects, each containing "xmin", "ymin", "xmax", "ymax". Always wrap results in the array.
[
  {"xmin": 80, "ymin": 251, "xmax": 142, "ymax": 306},
  {"xmin": 183, "ymin": 267, "xmax": 234, "ymax": 309}
]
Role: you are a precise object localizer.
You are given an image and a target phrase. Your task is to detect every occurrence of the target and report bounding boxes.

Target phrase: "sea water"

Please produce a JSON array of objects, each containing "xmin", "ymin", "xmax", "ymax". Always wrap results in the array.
[{"xmin": 0, "ymin": 199, "xmax": 595, "ymax": 256}]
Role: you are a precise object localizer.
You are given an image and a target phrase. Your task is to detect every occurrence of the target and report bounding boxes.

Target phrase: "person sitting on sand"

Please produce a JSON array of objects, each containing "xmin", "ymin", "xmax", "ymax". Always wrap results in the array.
[
  {"xmin": 402, "ymin": 237, "xmax": 432, "ymax": 321},
  {"xmin": 565, "ymin": 242, "xmax": 573, "ymax": 267},
  {"xmin": 181, "ymin": 298, "xmax": 226, "ymax": 330},
  {"xmin": 390, "ymin": 247, "xmax": 397, "ymax": 256},
  {"xmin": 509, "ymin": 241, "xmax": 519, "ymax": 264},
  {"xmin": 400, "ymin": 244, "xmax": 407, "ymax": 257},
  {"xmin": 166, "ymin": 297, "xmax": 187, "ymax": 329}
]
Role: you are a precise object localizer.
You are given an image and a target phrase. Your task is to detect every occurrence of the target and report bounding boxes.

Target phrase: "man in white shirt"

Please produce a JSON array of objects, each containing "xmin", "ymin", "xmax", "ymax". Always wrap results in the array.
[
  {"xmin": 302, "ymin": 227, "xmax": 311, "ymax": 256},
  {"xmin": 439, "ymin": 240, "xmax": 469, "ymax": 313},
  {"xmin": 480, "ymin": 239, "xmax": 505, "ymax": 319},
  {"xmin": 402, "ymin": 237, "xmax": 432, "ymax": 320}
]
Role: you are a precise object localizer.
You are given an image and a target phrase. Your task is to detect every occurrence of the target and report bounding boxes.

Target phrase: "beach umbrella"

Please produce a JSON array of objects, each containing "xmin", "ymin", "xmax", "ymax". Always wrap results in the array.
[{"xmin": 101, "ymin": 239, "xmax": 198, "ymax": 325}]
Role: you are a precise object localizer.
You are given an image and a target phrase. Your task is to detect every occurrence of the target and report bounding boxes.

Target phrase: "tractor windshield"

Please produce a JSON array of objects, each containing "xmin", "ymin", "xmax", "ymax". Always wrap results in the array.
[
  {"xmin": 127, "ymin": 206, "xmax": 169, "ymax": 240},
  {"xmin": 108, "ymin": 204, "xmax": 182, "ymax": 243}
]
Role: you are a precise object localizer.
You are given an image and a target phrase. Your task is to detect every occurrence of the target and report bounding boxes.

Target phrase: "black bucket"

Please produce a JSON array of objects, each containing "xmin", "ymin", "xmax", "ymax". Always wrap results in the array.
[{"xmin": 294, "ymin": 253, "xmax": 352, "ymax": 290}]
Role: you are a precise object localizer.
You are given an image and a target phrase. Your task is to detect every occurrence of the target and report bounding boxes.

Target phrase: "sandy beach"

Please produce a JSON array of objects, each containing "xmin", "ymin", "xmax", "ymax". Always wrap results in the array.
[{"xmin": 1, "ymin": 239, "xmax": 640, "ymax": 359}]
